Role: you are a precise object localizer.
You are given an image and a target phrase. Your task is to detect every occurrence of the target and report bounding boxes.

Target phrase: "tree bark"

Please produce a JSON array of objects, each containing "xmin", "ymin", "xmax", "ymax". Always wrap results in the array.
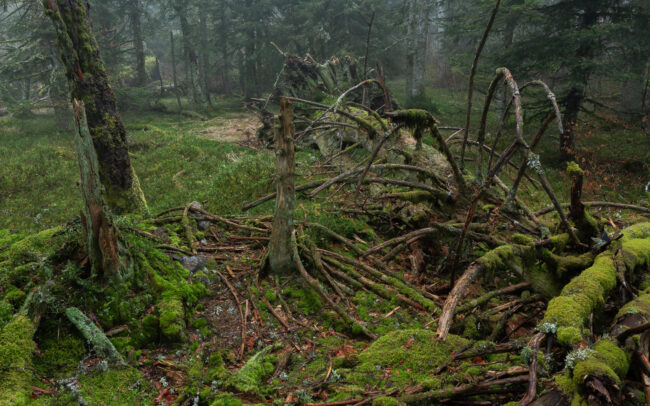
[
  {"xmin": 405, "ymin": 0, "xmax": 432, "ymax": 105},
  {"xmin": 43, "ymin": 0, "xmax": 148, "ymax": 214},
  {"xmin": 170, "ymin": 31, "xmax": 183, "ymax": 112},
  {"xmin": 268, "ymin": 99, "xmax": 296, "ymax": 275},
  {"xmin": 560, "ymin": 3, "xmax": 597, "ymax": 161},
  {"xmin": 128, "ymin": 0, "xmax": 147, "ymax": 86},
  {"xmin": 174, "ymin": 1, "xmax": 206, "ymax": 110},
  {"xmin": 73, "ymin": 100, "xmax": 120, "ymax": 276},
  {"xmin": 72, "ymin": 100, "xmax": 121, "ymax": 278}
]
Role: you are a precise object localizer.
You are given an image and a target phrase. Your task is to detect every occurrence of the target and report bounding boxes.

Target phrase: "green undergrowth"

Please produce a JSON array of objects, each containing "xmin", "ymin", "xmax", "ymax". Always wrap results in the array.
[{"xmin": 0, "ymin": 217, "xmax": 213, "ymax": 404}]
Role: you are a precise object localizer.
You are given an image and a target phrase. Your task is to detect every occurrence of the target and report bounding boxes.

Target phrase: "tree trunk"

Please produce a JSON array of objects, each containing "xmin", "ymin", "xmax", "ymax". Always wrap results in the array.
[
  {"xmin": 198, "ymin": 11, "xmax": 213, "ymax": 107},
  {"xmin": 218, "ymin": 1, "xmax": 230, "ymax": 94},
  {"xmin": 170, "ymin": 31, "xmax": 183, "ymax": 112},
  {"xmin": 176, "ymin": 3, "xmax": 206, "ymax": 110},
  {"xmin": 405, "ymin": 0, "xmax": 432, "ymax": 105},
  {"xmin": 560, "ymin": 3, "xmax": 597, "ymax": 162},
  {"xmin": 72, "ymin": 100, "xmax": 121, "ymax": 278},
  {"xmin": 268, "ymin": 99, "xmax": 296, "ymax": 275},
  {"xmin": 129, "ymin": 0, "xmax": 147, "ymax": 86},
  {"xmin": 43, "ymin": 0, "xmax": 148, "ymax": 214}
]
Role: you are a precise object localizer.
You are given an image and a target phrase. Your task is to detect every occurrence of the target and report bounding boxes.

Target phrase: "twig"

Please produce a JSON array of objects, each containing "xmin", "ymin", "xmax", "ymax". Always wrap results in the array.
[
  {"xmin": 535, "ymin": 201, "xmax": 650, "ymax": 216},
  {"xmin": 519, "ymin": 332, "xmax": 546, "ymax": 406}
]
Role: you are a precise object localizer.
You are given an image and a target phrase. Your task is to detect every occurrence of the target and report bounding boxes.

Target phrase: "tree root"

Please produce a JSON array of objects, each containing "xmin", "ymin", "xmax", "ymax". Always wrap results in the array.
[{"xmin": 292, "ymin": 232, "xmax": 375, "ymax": 339}]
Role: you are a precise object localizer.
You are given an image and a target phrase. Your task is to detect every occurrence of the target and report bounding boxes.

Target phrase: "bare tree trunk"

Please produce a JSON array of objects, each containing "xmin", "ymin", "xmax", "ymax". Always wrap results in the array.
[
  {"xmin": 72, "ymin": 100, "xmax": 121, "ymax": 278},
  {"xmin": 268, "ymin": 99, "xmax": 296, "ymax": 275},
  {"xmin": 405, "ymin": 0, "xmax": 432, "ymax": 105},
  {"xmin": 43, "ymin": 0, "xmax": 148, "ymax": 214},
  {"xmin": 560, "ymin": 3, "xmax": 597, "ymax": 161},
  {"xmin": 129, "ymin": 0, "xmax": 147, "ymax": 86},
  {"xmin": 175, "ymin": 1, "xmax": 206, "ymax": 110},
  {"xmin": 198, "ymin": 11, "xmax": 213, "ymax": 107},
  {"xmin": 170, "ymin": 31, "xmax": 183, "ymax": 112},
  {"xmin": 218, "ymin": 1, "xmax": 231, "ymax": 94}
]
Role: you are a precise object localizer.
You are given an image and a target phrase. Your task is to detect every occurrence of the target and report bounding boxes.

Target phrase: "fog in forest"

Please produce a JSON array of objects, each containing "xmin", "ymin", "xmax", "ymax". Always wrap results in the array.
[{"xmin": 0, "ymin": 1, "xmax": 649, "ymax": 405}]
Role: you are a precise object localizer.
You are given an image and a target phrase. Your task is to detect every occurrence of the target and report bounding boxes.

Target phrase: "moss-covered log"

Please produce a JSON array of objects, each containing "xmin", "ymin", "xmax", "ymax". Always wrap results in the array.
[
  {"xmin": 542, "ymin": 222, "xmax": 650, "ymax": 347},
  {"xmin": 43, "ymin": 0, "xmax": 147, "ymax": 214},
  {"xmin": 65, "ymin": 307, "xmax": 126, "ymax": 366}
]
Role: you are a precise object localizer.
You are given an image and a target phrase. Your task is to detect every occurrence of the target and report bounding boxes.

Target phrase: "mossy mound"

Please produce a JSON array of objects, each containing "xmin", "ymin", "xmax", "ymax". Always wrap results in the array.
[
  {"xmin": 346, "ymin": 329, "xmax": 469, "ymax": 389},
  {"xmin": 0, "ymin": 315, "xmax": 36, "ymax": 406},
  {"xmin": 570, "ymin": 339, "xmax": 629, "ymax": 387}
]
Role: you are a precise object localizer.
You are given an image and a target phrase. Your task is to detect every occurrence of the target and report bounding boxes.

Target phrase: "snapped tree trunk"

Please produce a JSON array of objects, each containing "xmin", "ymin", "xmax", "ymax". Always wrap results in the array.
[
  {"xmin": 268, "ymin": 99, "xmax": 296, "ymax": 275},
  {"xmin": 43, "ymin": 0, "xmax": 148, "ymax": 214},
  {"xmin": 129, "ymin": 0, "xmax": 147, "ymax": 86},
  {"xmin": 72, "ymin": 100, "xmax": 121, "ymax": 278}
]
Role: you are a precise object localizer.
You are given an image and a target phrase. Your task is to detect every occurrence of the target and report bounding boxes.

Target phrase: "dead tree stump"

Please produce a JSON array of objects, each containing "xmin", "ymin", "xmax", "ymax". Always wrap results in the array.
[{"xmin": 268, "ymin": 98, "xmax": 296, "ymax": 275}]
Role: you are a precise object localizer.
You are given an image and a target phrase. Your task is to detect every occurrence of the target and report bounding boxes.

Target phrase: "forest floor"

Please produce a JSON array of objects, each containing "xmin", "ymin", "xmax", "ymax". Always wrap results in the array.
[{"xmin": 0, "ymin": 89, "xmax": 649, "ymax": 405}]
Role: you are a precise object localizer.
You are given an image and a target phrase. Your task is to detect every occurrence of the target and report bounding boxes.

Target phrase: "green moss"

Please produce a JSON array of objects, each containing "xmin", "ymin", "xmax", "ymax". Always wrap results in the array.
[
  {"xmin": 592, "ymin": 339, "xmax": 629, "ymax": 378},
  {"xmin": 372, "ymin": 396, "xmax": 401, "ymax": 406},
  {"xmin": 34, "ymin": 334, "xmax": 84, "ymax": 376},
  {"xmin": 158, "ymin": 296, "xmax": 185, "ymax": 341},
  {"xmin": 512, "ymin": 234, "xmax": 535, "ymax": 245},
  {"xmin": 347, "ymin": 330, "xmax": 469, "ymax": 389},
  {"xmin": 542, "ymin": 251, "xmax": 619, "ymax": 340},
  {"xmin": 141, "ymin": 314, "xmax": 160, "ymax": 343},
  {"xmin": 572, "ymin": 358, "xmax": 619, "ymax": 386},
  {"xmin": 565, "ymin": 339, "xmax": 629, "ymax": 395},
  {"xmin": 621, "ymin": 238, "xmax": 650, "ymax": 269},
  {"xmin": 620, "ymin": 222, "xmax": 650, "ymax": 244},
  {"xmin": 4, "ymin": 286, "xmax": 26, "ymax": 307},
  {"xmin": 477, "ymin": 245, "xmax": 515, "ymax": 273},
  {"xmin": 0, "ymin": 315, "xmax": 35, "ymax": 406},
  {"xmin": 540, "ymin": 250, "xmax": 594, "ymax": 278},
  {"xmin": 0, "ymin": 300, "xmax": 12, "ymax": 329},
  {"xmin": 557, "ymin": 326, "xmax": 582, "ymax": 346},
  {"xmin": 550, "ymin": 234, "xmax": 571, "ymax": 252},
  {"xmin": 75, "ymin": 368, "xmax": 154, "ymax": 405},
  {"xmin": 543, "ymin": 296, "xmax": 587, "ymax": 327},
  {"xmin": 566, "ymin": 162, "xmax": 584, "ymax": 177},
  {"xmin": 554, "ymin": 373, "xmax": 577, "ymax": 395},
  {"xmin": 211, "ymin": 394, "xmax": 244, "ymax": 406},
  {"xmin": 231, "ymin": 345, "xmax": 278, "ymax": 394},
  {"xmin": 282, "ymin": 285, "xmax": 322, "ymax": 315},
  {"xmin": 2, "ymin": 227, "xmax": 62, "ymax": 265}
]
